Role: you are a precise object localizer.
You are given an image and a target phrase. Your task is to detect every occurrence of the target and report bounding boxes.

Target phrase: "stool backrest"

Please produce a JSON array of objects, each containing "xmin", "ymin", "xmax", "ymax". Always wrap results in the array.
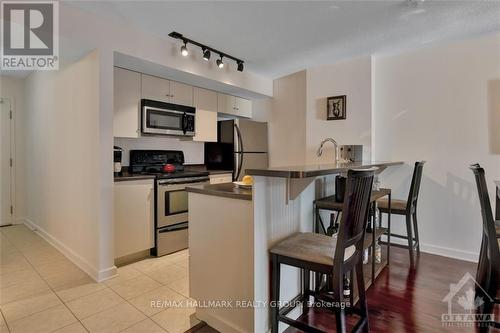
[
  {"xmin": 334, "ymin": 168, "xmax": 375, "ymax": 268},
  {"xmin": 406, "ymin": 161, "xmax": 426, "ymax": 213},
  {"xmin": 470, "ymin": 164, "xmax": 500, "ymax": 268}
]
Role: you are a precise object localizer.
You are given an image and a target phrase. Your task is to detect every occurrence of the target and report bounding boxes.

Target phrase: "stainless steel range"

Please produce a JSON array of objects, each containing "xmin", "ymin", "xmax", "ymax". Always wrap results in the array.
[{"xmin": 129, "ymin": 150, "xmax": 209, "ymax": 256}]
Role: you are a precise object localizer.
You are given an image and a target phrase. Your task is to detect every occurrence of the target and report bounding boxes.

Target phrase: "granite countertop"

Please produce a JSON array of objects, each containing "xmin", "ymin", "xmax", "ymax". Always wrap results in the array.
[
  {"xmin": 246, "ymin": 161, "xmax": 404, "ymax": 179},
  {"xmin": 184, "ymin": 165, "xmax": 233, "ymax": 175},
  {"xmin": 186, "ymin": 183, "xmax": 252, "ymax": 201},
  {"xmin": 114, "ymin": 172, "xmax": 156, "ymax": 182}
]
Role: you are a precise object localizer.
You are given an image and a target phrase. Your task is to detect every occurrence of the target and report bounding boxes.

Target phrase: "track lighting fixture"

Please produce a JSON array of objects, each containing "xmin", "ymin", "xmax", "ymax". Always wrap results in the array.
[
  {"xmin": 216, "ymin": 57, "xmax": 224, "ymax": 69},
  {"xmin": 202, "ymin": 48, "xmax": 211, "ymax": 61},
  {"xmin": 180, "ymin": 42, "xmax": 188, "ymax": 56},
  {"xmin": 169, "ymin": 31, "xmax": 244, "ymax": 72}
]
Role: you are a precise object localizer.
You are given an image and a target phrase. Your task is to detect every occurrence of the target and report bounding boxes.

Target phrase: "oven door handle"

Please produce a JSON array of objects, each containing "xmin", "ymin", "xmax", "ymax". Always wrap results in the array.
[
  {"xmin": 158, "ymin": 222, "xmax": 188, "ymax": 233},
  {"xmin": 181, "ymin": 112, "xmax": 188, "ymax": 134}
]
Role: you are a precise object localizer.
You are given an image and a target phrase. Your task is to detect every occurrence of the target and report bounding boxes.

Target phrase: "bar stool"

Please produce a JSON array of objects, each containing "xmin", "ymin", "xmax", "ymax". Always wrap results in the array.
[
  {"xmin": 314, "ymin": 188, "xmax": 392, "ymax": 284},
  {"xmin": 470, "ymin": 164, "xmax": 500, "ymax": 332},
  {"xmin": 270, "ymin": 168, "xmax": 375, "ymax": 333},
  {"xmin": 377, "ymin": 161, "xmax": 425, "ymax": 266}
]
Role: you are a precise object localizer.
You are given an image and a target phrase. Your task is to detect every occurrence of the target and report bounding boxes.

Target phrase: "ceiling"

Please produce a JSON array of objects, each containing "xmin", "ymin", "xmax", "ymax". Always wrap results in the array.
[{"xmin": 55, "ymin": 1, "xmax": 500, "ymax": 78}]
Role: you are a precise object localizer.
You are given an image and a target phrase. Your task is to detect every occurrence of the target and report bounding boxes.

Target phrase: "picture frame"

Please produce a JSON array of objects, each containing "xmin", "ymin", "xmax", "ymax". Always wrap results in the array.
[{"xmin": 327, "ymin": 95, "xmax": 346, "ymax": 120}]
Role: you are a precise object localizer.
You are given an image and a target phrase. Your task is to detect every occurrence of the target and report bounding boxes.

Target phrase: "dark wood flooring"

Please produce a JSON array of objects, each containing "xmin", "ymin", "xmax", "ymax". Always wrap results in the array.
[{"xmin": 194, "ymin": 247, "xmax": 498, "ymax": 332}]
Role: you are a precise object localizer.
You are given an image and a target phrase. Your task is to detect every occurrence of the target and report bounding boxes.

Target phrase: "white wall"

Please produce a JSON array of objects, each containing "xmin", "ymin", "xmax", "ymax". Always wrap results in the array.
[
  {"xmin": 373, "ymin": 33, "xmax": 500, "ymax": 261},
  {"xmin": 114, "ymin": 137, "xmax": 205, "ymax": 166},
  {"xmin": 269, "ymin": 71, "xmax": 307, "ymax": 167},
  {"xmin": 22, "ymin": 50, "xmax": 116, "ymax": 281},
  {"xmin": 306, "ymin": 57, "xmax": 372, "ymax": 164},
  {"xmin": 0, "ymin": 76, "xmax": 26, "ymax": 225},
  {"xmin": 59, "ymin": 3, "xmax": 272, "ymax": 98}
]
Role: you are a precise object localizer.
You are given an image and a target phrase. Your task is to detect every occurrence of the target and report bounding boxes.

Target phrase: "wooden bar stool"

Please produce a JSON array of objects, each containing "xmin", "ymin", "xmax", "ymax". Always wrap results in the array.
[
  {"xmin": 377, "ymin": 161, "xmax": 425, "ymax": 266},
  {"xmin": 270, "ymin": 168, "xmax": 375, "ymax": 333},
  {"xmin": 470, "ymin": 164, "xmax": 500, "ymax": 332},
  {"xmin": 314, "ymin": 188, "xmax": 392, "ymax": 283}
]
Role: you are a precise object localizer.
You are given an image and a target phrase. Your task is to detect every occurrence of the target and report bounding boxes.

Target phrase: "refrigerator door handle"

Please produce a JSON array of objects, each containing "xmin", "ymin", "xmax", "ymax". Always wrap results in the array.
[{"xmin": 234, "ymin": 124, "xmax": 244, "ymax": 180}]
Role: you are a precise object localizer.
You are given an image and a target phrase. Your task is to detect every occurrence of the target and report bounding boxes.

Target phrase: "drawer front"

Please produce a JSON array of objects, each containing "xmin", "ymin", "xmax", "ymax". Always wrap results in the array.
[
  {"xmin": 209, "ymin": 174, "xmax": 233, "ymax": 184},
  {"xmin": 157, "ymin": 225, "xmax": 188, "ymax": 256}
]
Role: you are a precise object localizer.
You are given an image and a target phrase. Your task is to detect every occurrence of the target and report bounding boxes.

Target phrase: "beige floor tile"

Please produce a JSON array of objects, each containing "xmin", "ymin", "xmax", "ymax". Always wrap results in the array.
[
  {"xmin": 167, "ymin": 277, "xmax": 189, "ymax": 298},
  {"xmin": 22, "ymin": 245, "xmax": 66, "ymax": 267},
  {"xmin": 144, "ymin": 264, "xmax": 188, "ymax": 285},
  {"xmin": 55, "ymin": 276, "xmax": 107, "ymax": 303},
  {"xmin": 121, "ymin": 319, "xmax": 166, "ymax": 333},
  {"xmin": 128, "ymin": 258, "xmax": 173, "ymax": 275},
  {"xmin": 8, "ymin": 304, "xmax": 77, "ymax": 333},
  {"xmin": 128, "ymin": 285, "xmax": 186, "ymax": 317},
  {"xmin": 0, "ymin": 252, "xmax": 32, "ymax": 275},
  {"xmin": 175, "ymin": 260, "xmax": 189, "ymax": 269},
  {"xmin": 66, "ymin": 288, "xmax": 124, "ymax": 320},
  {"xmin": 0, "ymin": 312, "xmax": 8, "ymax": 333},
  {"xmin": 81, "ymin": 302, "xmax": 146, "ymax": 333},
  {"xmin": 0, "ymin": 290, "xmax": 61, "ymax": 323},
  {"xmin": 151, "ymin": 306, "xmax": 200, "ymax": 333},
  {"xmin": 109, "ymin": 275, "xmax": 161, "ymax": 300},
  {"xmin": 0, "ymin": 274, "xmax": 50, "ymax": 305},
  {"xmin": 52, "ymin": 322, "xmax": 88, "ymax": 333},
  {"xmin": 0, "ymin": 269, "xmax": 40, "ymax": 289},
  {"xmin": 36, "ymin": 259, "xmax": 91, "ymax": 289},
  {"xmin": 104, "ymin": 266, "xmax": 142, "ymax": 287}
]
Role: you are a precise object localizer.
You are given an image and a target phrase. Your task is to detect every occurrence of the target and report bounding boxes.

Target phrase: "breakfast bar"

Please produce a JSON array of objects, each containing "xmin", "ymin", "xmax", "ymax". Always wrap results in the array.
[{"xmin": 187, "ymin": 161, "xmax": 403, "ymax": 332}]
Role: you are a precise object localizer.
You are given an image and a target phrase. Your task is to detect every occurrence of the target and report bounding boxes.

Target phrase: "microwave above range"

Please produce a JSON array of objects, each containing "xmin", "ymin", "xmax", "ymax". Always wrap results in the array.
[{"xmin": 141, "ymin": 99, "xmax": 195, "ymax": 137}]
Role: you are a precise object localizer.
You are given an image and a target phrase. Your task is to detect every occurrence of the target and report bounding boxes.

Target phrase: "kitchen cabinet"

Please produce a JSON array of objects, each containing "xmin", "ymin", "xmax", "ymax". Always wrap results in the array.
[
  {"xmin": 217, "ymin": 93, "xmax": 252, "ymax": 118},
  {"xmin": 114, "ymin": 179, "xmax": 154, "ymax": 259},
  {"xmin": 170, "ymin": 81, "xmax": 193, "ymax": 106},
  {"xmin": 141, "ymin": 74, "xmax": 193, "ymax": 106},
  {"xmin": 114, "ymin": 67, "xmax": 141, "ymax": 138},
  {"xmin": 209, "ymin": 173, "xmax": 233, "ymax": 184},
  {"xmin": 193, "ymin": 87, "xmax": 218, "ymax": 142},
  {"xmin": 141, "ymin": 74, "xmax": 171, "ymax": 103}
]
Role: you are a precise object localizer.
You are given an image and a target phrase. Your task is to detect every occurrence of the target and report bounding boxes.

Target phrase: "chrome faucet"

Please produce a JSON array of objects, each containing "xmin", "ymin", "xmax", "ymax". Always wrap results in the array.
[{"xmin": 316, "ymin": 138, "xmax": 340, "ymax": 164}]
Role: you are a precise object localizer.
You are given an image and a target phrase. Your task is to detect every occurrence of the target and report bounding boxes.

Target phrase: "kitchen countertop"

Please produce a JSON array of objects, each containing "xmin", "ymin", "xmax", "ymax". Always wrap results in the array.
[
  {"xmin": 184, "ymin": 165, "xmax": 233, "ymax": 176},
  {"xmin": 246, "ymin": 161, "xmax": 404, "ymax": 179},
  {"xmin": 114, "ymin": 172, "xmax": 156, "ymax": 182},
  {"xmin": 186, "ymin": 183, "xmax": 252, "ymax": 201}
]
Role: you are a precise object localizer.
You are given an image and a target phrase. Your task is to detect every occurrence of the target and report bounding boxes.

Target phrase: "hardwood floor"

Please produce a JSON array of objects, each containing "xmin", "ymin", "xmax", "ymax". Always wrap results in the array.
[{"xmin": 283, "ymin": 246, "xmax": 498, "ymax": 333}]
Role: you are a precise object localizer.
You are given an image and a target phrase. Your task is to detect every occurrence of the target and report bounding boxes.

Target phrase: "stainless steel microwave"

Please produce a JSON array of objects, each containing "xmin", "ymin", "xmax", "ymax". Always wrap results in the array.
[{"xmin": 141, "ymin": 99, "xmax": 195, "ymax": 136}]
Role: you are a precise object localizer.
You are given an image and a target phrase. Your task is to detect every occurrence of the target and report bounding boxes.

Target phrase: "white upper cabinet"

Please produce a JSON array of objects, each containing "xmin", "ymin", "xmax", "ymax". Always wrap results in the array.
[
  {"xmin": 235, "ymin": 97, "xmax": 252, "ymax": 118},
  {"xmin": 141, "ymin": 74, "xmax": 171, "ymax": 103},
  {"xmin": 170, "ymin": 81, "xmax": 193, "ymax": 106},
  {"xmin": 217, "ymin": 93, "xmax": 252, "ymax": 118},
  {"xmin": 193, "ymin": 87, "xmax": 217, "ymax": 142},
  {"xmin": 141, "ymin": 74, "xmax": 193, "ymax": 106},
  {"xmin": 114, "ymin": 67, "xmax": 141, "ymax": 138}
]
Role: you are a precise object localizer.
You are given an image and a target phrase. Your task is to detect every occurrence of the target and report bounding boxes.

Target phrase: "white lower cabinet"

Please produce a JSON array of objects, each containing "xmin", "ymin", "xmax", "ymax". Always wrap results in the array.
[
  {"xmin": 209, "ymin": 173, "xmax": 233, "ymax": 184},
  {"xmin": 114, "ymin": 179, "xmax": 154, "ymax": 259}
]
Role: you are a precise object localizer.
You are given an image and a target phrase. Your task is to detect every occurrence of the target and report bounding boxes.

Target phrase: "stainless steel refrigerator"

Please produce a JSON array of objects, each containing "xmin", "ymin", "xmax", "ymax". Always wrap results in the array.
[{"xmin": 204, "ymin": 119, "xmax": 268, "ymax": 181}]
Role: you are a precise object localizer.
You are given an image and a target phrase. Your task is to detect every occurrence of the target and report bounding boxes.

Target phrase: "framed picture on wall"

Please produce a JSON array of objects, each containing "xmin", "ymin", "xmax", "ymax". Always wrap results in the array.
[{"xmin": 327, "ymin": 95, "xmax": 346, "ymax": 120}]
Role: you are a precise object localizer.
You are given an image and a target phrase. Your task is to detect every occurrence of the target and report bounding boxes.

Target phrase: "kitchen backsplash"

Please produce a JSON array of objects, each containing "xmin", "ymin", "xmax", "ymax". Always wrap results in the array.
[{"xmin": 114, "ymin": 137, "xmax": 204, "ymax": 166}]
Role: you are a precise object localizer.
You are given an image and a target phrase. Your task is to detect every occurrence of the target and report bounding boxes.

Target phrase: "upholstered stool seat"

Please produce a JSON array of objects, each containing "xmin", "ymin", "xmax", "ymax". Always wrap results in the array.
[
  {"xmin": 270, "ymin": 233, "xmax": 355, "ymax": 266},
  {"xmin": 377, "ymin": 198, "xmax": 407, "ymax": 214}
]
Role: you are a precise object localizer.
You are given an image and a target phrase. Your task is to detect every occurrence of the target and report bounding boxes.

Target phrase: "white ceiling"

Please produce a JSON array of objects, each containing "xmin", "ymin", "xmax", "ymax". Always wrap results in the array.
[{"xmin": 61, "ymin": 1, "xmax": 500, "ymax": 78}]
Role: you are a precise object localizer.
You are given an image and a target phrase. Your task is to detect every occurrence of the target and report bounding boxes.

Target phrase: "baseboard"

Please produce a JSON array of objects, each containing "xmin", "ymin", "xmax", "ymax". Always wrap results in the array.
[
  {"xmin": 386, "ymin": 237, "xmax": 479, "ymax": 263},
  {"xmin": 195, "ymin": 308, "xmax": 248, "ymax": 333},
  {"xmin": 22, "ymin": 218, "xmax": 117, "ymax": 282}
]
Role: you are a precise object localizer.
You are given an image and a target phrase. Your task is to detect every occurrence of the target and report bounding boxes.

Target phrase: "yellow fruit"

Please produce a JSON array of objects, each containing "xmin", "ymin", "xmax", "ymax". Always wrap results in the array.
[{"xmin": 242, "ymin": 175, "xmax": 253, "ymax": 186}]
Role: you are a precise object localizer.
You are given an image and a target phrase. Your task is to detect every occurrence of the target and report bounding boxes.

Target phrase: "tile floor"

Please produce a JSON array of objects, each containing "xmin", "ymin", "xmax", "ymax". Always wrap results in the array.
[{"xmin": 0, "ymin": 225, "xmax": 200, "ymax": 333}]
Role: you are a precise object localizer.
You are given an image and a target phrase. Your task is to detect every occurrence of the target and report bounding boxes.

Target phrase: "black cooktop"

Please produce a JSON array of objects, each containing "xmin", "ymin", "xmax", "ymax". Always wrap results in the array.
[
  {"xmin": 139, "ymin": 170, "xmax": 209, "ymax": 179},
  {"xmin": 129, "ymin": 150, "xmax": 208, "ymax": 179}
]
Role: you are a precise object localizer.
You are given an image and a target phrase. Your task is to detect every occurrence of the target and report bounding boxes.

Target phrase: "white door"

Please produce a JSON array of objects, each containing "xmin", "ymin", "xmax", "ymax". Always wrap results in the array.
[
  {"xmin": 169, "ymin": 81, "xmax": 193, "ymax": 106},
  {"xmin": 141, "ymin": 74, "xmax": 171, "ymax": 103},
  {"xmin": 0, "ymin": 98, "xmax": 12, "ymax": 226}
]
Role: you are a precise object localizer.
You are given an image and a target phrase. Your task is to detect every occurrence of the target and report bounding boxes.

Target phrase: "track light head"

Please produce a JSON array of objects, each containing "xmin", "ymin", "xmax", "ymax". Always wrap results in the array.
[
  {"xmin": 216, "ymin": 56, "xmax": 224, "ymax": 69},
  {"xmin": 203, "ymin": 48, "xmax": 211, "ymax": 61},
  {"xmin": 180, "ymin": 42, "xmax": 189, "ymax": 56},
  {"xmin": 237, "ymin": 61, "xmax": 244, "ymax": 72}
]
